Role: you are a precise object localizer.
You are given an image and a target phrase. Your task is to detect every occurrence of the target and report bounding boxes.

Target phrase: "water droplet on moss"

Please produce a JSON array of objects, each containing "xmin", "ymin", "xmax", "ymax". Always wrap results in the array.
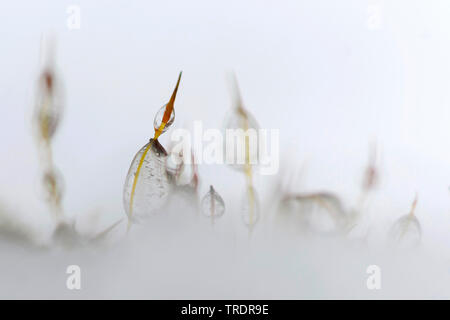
[
  {"xmin": 153, "ymin": 103, "xmax": 175, "ymax": 134},
  {"xmin": 123, "ymin": 139, "xmax": 172, "ymax": 223}
]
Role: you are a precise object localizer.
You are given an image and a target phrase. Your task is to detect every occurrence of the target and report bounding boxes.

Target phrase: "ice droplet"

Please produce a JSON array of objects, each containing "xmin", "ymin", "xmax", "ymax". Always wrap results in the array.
[
  {"xmin": 201, "ymin": 185, "xmax": 225, "ymax": 219},
  {"xmin": 153, "ymin": 103, "xmax": 175, "ymax": 134},
  {"xmin": 123, "ymin": 139, "xmax": 172, "ymax": 223}
]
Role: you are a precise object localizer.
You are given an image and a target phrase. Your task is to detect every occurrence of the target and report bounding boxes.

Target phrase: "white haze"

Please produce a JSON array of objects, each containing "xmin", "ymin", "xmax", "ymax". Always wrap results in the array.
[{"xmin": 1, "ymin": 0, "xmax": 450, "ymax": 299}]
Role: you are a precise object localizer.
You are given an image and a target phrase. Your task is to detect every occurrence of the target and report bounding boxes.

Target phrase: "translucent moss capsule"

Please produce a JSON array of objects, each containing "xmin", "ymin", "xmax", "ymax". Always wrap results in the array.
[
  {"xmin": 389, "ymin": 214, "xmax": 421, "ymax": 247},
  {"xmin": 154, "ymin": 103, "xmax": 175, "ymax": 134},
  {"xmin": 123, "ymin": 139, "xmax": 172, "ymax": 223},
  {"xmin": 224, "ymin": 107, "xmax": 259, "ymax": 132},
  {"xmin": 201, "ymin": 185, "xmax": 225, "ymax": 219},
  {"xmin": 241, "ymin": 186, "xmax": 260, "ymax": 228},
  {"xmin": 34, "ymin": 69, "xmax": 64, "ymax": 140},
  {"xmin": 279, "ymin": 193, "xmax": 348, "ymax": 233}
]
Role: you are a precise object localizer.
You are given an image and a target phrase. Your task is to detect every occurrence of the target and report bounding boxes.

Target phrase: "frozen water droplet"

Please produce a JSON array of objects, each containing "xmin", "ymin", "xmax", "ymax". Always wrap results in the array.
[
  {"xmin": 389, "ymin": 214, "xmax": 421, "ymax": 247},
  {"xmin": 201, "ymin": 185, "xmax": 225, "ymax": 219},
  {"xmin": 241, "ymin": 186, "xmax": 260, "ymax": 228},
  {"xmin": 154, "ymin": 103, "xmax": 175, "ymax": 134},
  {"xmin": 123, "ymin": 139, "xmax": 172, "ymax": 223}
]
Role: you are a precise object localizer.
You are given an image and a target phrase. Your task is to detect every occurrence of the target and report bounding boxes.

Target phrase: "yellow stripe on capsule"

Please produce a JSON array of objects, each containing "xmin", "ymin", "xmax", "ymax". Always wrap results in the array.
[
  {"xmin": 127, "ymin": 121, "xmax": 168, "ymax": 230},
  {"xmin": 127, "ymin": 72, "xmax": 181, "ymax": 230},
  {"xmin": 128, "ymin": 142, "xmax": 152, "ymax": 221}
]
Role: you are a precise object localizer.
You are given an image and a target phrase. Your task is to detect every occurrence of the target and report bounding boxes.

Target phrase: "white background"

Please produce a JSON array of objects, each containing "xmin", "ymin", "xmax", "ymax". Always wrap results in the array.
[{"xmin": 1, "ymin": 0, "xmax": 450, "ymax": 298}]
